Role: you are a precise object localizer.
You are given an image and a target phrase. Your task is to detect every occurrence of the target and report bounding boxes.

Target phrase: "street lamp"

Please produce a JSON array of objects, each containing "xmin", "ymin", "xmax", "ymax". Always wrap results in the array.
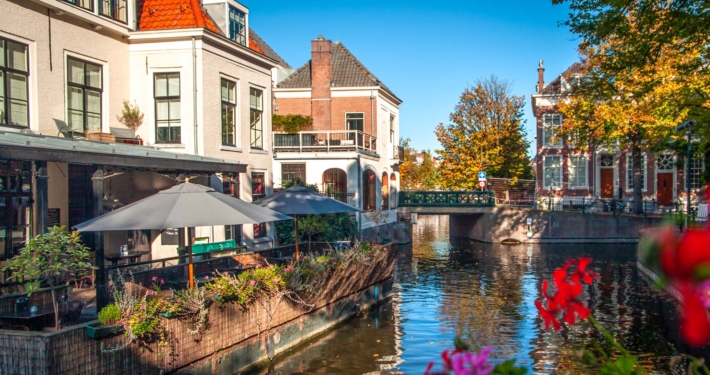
[{"xmin": 676, "ymin": 119, "xmax": 696, "ymax": 226}]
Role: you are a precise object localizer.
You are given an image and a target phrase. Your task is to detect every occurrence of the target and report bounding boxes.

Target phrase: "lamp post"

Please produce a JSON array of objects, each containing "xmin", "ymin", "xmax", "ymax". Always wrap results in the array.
[{"xmin": 676, "ymin": 120, "xmax": 696, "ymax": 228}]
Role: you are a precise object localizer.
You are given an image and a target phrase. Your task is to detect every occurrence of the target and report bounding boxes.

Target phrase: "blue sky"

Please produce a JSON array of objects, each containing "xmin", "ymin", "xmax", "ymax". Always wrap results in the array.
[{"xmin": 246, "ymin": 0, "xmax": 581, "ymax": 156}]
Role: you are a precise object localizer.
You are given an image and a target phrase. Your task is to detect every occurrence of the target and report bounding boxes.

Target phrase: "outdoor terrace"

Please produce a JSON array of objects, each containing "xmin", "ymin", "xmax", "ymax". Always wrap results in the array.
[{"xmin": 273, "ymin": 130, "xmax": 379, "ymax": 155}]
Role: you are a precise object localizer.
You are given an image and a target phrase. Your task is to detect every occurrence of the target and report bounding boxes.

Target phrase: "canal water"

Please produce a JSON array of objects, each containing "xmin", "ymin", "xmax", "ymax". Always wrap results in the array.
[{"xmin": 249, "ymin": 215, "xmax": 694, "ymax": 375}]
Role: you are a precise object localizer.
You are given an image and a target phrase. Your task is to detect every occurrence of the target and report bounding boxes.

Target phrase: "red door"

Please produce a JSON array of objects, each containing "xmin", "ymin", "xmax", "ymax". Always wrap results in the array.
[
  {"xmin": 600, "ymin": 169, "xmax": 614, "ymax": 198},
  {"xmin": 657, "ymin": 172, "xmax": 673, "ymax": 206}
]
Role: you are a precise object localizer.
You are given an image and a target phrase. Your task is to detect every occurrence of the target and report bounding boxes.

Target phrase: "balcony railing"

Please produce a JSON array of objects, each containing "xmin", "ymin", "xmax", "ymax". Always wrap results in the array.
[
  {"xmin": 273, "ymin": 130, "xmax": 378, "ymax": 154},
  {"xmin": 393, "ymin": 145, "xmax": 405, "ymax": 163}
]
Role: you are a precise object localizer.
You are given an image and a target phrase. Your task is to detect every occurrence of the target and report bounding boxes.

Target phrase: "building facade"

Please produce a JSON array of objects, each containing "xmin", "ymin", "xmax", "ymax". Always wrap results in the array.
[
  {"xmin": 273, "ymin": 36, "xmax": 404, "ymax": 237},
  {"xmin": 0, "ymin": 0, "xmax": 287, "ymax": 266},
  {"xmin": 531, "ymin": 61, "xmax": 706, "ymax": 209}
]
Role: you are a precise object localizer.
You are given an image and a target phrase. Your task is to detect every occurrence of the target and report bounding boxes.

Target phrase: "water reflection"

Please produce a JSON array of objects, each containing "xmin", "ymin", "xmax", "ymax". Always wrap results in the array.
[{"xmin": 250, "ymin": 215, "xmax": 692, "ymax": 374}]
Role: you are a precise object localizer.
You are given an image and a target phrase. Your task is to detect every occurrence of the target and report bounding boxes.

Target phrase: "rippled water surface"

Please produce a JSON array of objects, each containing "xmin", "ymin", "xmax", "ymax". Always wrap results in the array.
[{"xmin": 251, "ymin": 215, "xmax": 696, "ymax": 375}]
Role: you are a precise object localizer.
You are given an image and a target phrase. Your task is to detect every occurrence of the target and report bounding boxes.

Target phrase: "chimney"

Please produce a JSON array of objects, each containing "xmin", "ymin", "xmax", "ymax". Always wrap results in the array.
[
  {"xmin": 537, "ymin": 60, "xmax": 545, "ymax": 93},
  {"xmin": 311, "ymin": 35, "xmax": 332, "ymax": 130}
]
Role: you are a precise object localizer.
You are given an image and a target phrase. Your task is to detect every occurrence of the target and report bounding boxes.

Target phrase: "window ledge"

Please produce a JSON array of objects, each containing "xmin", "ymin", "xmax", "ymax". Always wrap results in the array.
[
  {"xmin": 252, "ymin": 237, "xmax": 272, "ymax": 244},
  {"xmin": 154, "ymin": 143, "xmax": 186, "ymax": 149},
  {"xmin": 249, "ymin": 149, "xmax": 268, "ymax": 155},
  {"xmin": 220, "ymin": 145, "xmax": 243, "ymax": 153}
]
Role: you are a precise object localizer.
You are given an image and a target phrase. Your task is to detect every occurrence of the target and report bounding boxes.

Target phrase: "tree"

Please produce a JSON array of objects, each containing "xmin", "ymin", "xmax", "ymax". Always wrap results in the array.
[
  {"xmin": 400, "ymin": 138, "xmax": 439, "ymax": 191},
  {"xmin": 116, "ymin": 100, "xmax": 144, "ymax": 131},
  {"xmin": 272, "ymin": 114, "xmax": 313, "ymax": 134},
  {"xmin": 556, "ymin": 13, "xmax": 710, "ymax": 213},
  {"xmin": 435, "ymin": 76, "xmax": 532, "ymax": 190},
  {"xmin": 3, "ymin": 226, "xmax": 92, "ymax": 330}
]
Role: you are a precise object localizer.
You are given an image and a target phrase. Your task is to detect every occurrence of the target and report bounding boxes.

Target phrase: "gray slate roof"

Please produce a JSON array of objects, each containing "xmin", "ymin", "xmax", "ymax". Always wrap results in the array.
[
  {"xmin": 249, "ymin": 28, "xmax": 290, "ymax": 69},
  {"xmin": 539, "ymin": 62, "xmax": 583, "ymax": 95},
  {"xmin": 277, "ymin": 42, "xmax": 400, "ymax": 101}
]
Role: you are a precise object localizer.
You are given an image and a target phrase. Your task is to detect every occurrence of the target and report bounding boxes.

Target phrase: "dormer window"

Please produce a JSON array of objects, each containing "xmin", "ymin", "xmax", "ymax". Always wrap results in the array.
[
  {"xmin": 63, "ymin": 0, "xmax": 93, "ymax": 11},
  {"xmin": 229, "ymin": 6, "xmax": 247, "ymax": 46},
  {"xmin": 100, "ymin": 0, "xmax": 128, "ymax": 23}
]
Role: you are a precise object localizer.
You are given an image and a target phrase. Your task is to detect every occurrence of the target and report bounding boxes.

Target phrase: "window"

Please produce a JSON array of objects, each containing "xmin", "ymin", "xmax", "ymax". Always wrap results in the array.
[
  {"xmin": 690, "ymin": 153, "xmax": 705, "ymax": 190},
  {"xmin": 389, "ymin": 115, "xmax": 395, "ymax": 144},
  {"xmin": 67, "ymin": 57, "xmax": 103, "ymax": 133},
  {"xmin": 362, "ymin": 170, "xmax": 377, "ymax": 211},
  {"xmin": 568, "ymin": 155, "xmax": 587, "ymax": 188},
  {"xmin": 542, "ymin": 114, "xmax": 562, "ymax": 147},
  {"xmin": 221, "ymin": 79, "xmax": 237, "ymax": 146},
  {"xmin": 229, "ymin": 6, "xmax": 247, "ymax": 46},
  {"xmin": 0, "ymin": 38, "xmax": 29, "ymax": 127},
  {"xmin": 282, "ymin": 164, "xmax": 305, "ymax": 184},
  {"xmin": 656, "ymin": 154, "xmax": 674, "ymax": 171},
  {"xmin": 626, "ymin": 154, "xmax": 647, "ymax": 190},
  {"xmin": 252, "ymin": 172, "xmax": 265, "ymax": 200},
  {"xmin": 346, "ymin": 113, "xmax": 364, "ymax": 132},
  {"xmin": 225, "ymin": 225, "xmax": 242, "ymax": 244},
  {"xmin": 250, "ymin": 88, "xmax": 263, "ymax": 149},
  {"xmin": 323, "ymin": 168, "xmax": 348, "ymax": 203},
  {"xmin": 63, "ymin": 0, "xmax": 93, "ymax": 11},
  {"xmin": 0, "ymin": 161, "xmax": 32, "ymax": 259},
  {"xmin": 222, "ymin": 175, "xmax": 240, "ymax": 199},
  {"xmin": 154, "ymin": 73, "xmax": 181, "ymax": 143},
  {"xmin": 253, "ymin": 222, "xmax": 267, "ymax": 238},
  {"xmin": 381, "ymin": 172, "xmax": 389, "ymax": 210},
  {"xmin": 543, "ymin": 155, "xmax": 562, "ymax": 189},
  {"xmin": 99, "ymin": 0, "xmax": 128, "ymax": 23}
]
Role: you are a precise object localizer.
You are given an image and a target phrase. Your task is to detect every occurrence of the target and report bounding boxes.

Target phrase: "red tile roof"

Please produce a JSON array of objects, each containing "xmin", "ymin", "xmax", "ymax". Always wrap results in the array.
[
  {"xmin": 137, "ymin": 0, "xmax": 222, "ymax": 34},
  {"xmin": 248, "ymin": 36, "xmax": 267, "ymax": 55}
]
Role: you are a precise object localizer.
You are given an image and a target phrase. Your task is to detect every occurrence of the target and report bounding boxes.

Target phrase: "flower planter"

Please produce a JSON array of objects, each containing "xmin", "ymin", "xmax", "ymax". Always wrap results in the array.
[{"xmin": 85, "ymin": 322, "xmax": 124, "ymax": 339}]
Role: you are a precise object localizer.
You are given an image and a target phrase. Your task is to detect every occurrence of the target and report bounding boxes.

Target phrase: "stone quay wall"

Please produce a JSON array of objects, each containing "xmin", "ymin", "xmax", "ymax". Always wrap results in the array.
[
  {"xmin": 449, "ymin": 207, "xmax": 665, "ymax": 243},
  {"xmin": 0, "ymin": 245, "xmax": 396, "ymax": 375}
]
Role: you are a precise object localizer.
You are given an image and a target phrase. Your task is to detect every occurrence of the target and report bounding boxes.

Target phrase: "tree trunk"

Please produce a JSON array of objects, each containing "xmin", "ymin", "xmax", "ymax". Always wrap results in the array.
[
  {"xmin": 50, "ymin": 281, "xmax": 60, "ymax": 330},
  {"xmin": 632, "ymin": 143, "xmax": 644, "ymax": 215}
]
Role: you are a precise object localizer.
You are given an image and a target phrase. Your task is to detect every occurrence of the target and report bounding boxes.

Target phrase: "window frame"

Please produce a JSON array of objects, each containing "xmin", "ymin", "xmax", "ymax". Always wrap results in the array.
[
  {"xmin": 542, "ymin": 114, "xmax": 562, "ymax": 148},
  {"xmin": 228, "ymin": 6, "xmax": 247, "ymax": 46},
  {"xmin": 154, "ymin": 72, "xmax": 181, "ymax": 144},
  {"xmin": 62, "ymin": 0, "xmax": 94, "ymax": 11},
  {"xmin": 66, "ymin": 56, "xmax": 103, "ymax": 134},
  {"xmin": 567, "ymin": 154, "xmax": 588, "ymax": 189},
  {"xmin": 249, "ymin": 88, "xmax": 263, "ymax": 149},
  {"xmin": 543, "ymin": 155, "xmax": 562, "ymax": 190},
  {"xmin": 253, "ymin": 222, "xmax": 267, "ymax": 239},
  {"xmin": 0, "ymin": 37, "xmax": 30, "ymax": 128},
  {"xmin": 221, "ymin": 78, "xmax": 237, "ymax": 146},
  {"xmin": 625, "ymin": 153, "xmax": 647, "ymax": 192},
  {"xmin": 99, "ymin": 0, "xmax": 128, "ymax": 24},
  {"xmin": 281, "ymin": 164, "xmax": 306, "ymax": 184},
  {"xmin": 251, "ymin": 172, "xmax": 265, "ymax": 201},
  {"xmin": 689, "ymin": 153, "xmax": 705, "ymax": 191},
  {"xmin": 389, "ymin": 115, "xmax": 395, "ymax": 144}
]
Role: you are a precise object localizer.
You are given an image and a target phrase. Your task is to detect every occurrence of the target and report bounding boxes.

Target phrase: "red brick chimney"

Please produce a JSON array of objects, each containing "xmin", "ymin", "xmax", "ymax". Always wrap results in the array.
[
  {"xmin": 311, "ymin": 35, "xmax": 332, "ymax": 130},
  {"xmin": 537, "ymin": 60, "xmax": 545, "ymax": 93}
]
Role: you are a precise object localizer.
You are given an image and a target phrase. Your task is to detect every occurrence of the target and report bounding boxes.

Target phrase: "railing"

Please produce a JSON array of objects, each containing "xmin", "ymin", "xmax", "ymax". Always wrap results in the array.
[
  {"xmin": 273, "ymin": 130, "xmax": 378, "ymax": 154},
  {"xmin": 537, "ymin": 197, "xmax": 703, "ymax": 219},
  {"xmin": 398, "ymin": 190, "xmax": 496, "ymax": 207},
  {"xmin": 323, "ymin": 190, "xmax": 356, "ymax": 206}
]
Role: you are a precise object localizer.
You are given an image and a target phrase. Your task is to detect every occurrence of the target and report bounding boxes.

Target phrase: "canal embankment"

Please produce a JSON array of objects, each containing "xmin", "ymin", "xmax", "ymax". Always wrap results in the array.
[
  {"xmin": 449, "ymin": 207, "xmax": 665, "ymax": 243},
  {"xmin": 0, "ymin": 245, "xmax": 396, "ymax": 375}
]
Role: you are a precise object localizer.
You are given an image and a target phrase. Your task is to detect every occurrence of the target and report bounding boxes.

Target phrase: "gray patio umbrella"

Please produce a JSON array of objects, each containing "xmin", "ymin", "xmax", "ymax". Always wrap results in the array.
[
  {"xmin": 74, "ymin": 183, "xmax": 292, "ymax": 287},
  {"xmin": 253, "ymin": 186, "xmax": 360, "ymax": 259}
]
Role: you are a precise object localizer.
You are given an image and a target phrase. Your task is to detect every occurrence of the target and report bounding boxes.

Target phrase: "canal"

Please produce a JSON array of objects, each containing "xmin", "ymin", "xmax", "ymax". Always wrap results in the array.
[{"xmin": 249, "ymin": 215, "xmax": 691, "ymax": 374}]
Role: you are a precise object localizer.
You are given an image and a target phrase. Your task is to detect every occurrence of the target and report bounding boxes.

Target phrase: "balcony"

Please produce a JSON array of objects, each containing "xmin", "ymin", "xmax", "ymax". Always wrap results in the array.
[
  {"xmin": 273, "ymin": 130, "xmax": 378, "ymax": 155},
  {"xmin": 394, "ymin": 145, "xmax": 405, "ymax": 163}
]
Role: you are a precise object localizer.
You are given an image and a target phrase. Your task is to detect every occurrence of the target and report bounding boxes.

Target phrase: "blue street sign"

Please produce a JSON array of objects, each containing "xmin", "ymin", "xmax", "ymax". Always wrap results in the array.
[{"xmin": 478, "ymin": 171, "xmax": 487, "ymax": 180}]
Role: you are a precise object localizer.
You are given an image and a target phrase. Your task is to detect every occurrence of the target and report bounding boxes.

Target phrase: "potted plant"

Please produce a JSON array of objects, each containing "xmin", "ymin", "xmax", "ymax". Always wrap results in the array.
[
  {"xmin": 3, "ymin": 226, "xmax": 92, "ymax": 330},
  {"xmin": 86, "ymin": 303, "xmax": 124, "ymax": 338},
  {"xmin": 116, "ymin": 100, "xmax": 144, "ymax": 132}
]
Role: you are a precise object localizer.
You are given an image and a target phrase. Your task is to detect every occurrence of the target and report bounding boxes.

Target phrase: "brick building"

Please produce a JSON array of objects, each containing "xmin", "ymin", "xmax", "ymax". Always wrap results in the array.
[
  {"xmin": 273, "ymin": 36, "xmax": 404, "ymax": 236},
  {"xmin": 531, "ymin": 61, "xmax": 706, "ymax": 209}
]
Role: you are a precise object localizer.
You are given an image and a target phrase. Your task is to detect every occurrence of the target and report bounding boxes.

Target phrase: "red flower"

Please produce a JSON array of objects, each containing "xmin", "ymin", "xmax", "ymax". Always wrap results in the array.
[
  {"xmin": 675, "ymin": 228, "xmax": 710, "ymax": 280},
  {"xmin": 680, "ymin": 282, "xmax": 710, "ymax": 347},
  {"xmin": 659, "ymin": 226, "xmax": 682, "ymax": 278},
  {"xmin": 569, "ymin": 258, "xmax": 598, "ymax": 285},
  {"xmin": 535, "ymin": 299, "xmax": 562, "ymax": 330}
]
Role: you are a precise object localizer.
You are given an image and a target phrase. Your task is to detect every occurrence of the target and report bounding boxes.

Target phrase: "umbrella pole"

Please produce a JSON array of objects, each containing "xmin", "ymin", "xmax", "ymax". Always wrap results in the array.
[
  {"xmin": 294, "ymin": 214, "xmax": 300, "ymax": 261},
  {"xmin": 187, "ymin": 227, "xmax": 195, "ymax": 289}
]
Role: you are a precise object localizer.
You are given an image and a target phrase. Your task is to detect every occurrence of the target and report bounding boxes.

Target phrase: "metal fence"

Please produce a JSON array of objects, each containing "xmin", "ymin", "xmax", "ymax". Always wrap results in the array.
[{"xmin": 537, "ymin": 197, "xmax": 702, "ymax": 219}]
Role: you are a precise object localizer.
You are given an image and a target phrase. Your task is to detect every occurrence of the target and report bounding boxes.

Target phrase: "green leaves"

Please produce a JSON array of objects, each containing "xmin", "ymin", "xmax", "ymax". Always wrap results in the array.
[
  {"xmin": 492, "ymin": 360, "xmax": 528, "ymax": 375},
  {"xmin": 272, "ymin": 114, "xmax": 313, "ymax": 133},
  {"xmin": 599, "ymin": 356, "xmax": 643, "ymax": 375}
]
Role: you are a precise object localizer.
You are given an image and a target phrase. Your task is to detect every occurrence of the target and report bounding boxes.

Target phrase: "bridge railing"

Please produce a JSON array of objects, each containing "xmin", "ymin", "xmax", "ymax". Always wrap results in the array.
[{"xmin": 398, "ymin": 190, "xmax": 495, "ymax": 207}]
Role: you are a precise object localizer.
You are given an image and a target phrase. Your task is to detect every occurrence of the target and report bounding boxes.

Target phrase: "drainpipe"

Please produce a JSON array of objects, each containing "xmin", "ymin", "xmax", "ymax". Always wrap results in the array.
[
  {"xmin": 357, "ymin": 153, "xmax": 362, "ymax": 236},
  {"xmin": 192, "ymin": 37, "xmax": 199, "ymax": 155}
]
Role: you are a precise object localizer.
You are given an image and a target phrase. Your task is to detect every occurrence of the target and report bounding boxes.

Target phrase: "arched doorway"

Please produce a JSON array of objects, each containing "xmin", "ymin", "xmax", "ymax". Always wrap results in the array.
[
  {"xmin": 381, "ymin": 172, "xmax": 389, "ymax": 210},
  {"xmin": 362, "ymin": 170, "xmax": 377, "ymax": 211},
  {"xmin": 390, "ymin": 173, "xmax": 397, "ymax": 209},
  {"xmin": 322, "ymin": 168, "xmax": 348, "ymax": 203}
]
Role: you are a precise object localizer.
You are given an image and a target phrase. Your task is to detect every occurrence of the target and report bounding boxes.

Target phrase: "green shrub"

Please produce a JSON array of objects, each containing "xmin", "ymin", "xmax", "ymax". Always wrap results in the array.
[{"xmin": 98, "ymin": 303, "xmax": 121, "ymax": 325}]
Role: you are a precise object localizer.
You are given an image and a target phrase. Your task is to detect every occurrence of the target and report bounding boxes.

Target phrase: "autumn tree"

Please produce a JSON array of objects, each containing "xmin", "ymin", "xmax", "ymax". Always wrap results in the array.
[
  {"xmin": 399, "ymin": 138, "xmax": 439, "ymax": 191},
  {"xmin": 555, "ymin": 5, "xmax": 710, "ymax": 213},
  {"xmin": 435, "ymin": 76, "xmax": 532, "ymax": 190}
]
